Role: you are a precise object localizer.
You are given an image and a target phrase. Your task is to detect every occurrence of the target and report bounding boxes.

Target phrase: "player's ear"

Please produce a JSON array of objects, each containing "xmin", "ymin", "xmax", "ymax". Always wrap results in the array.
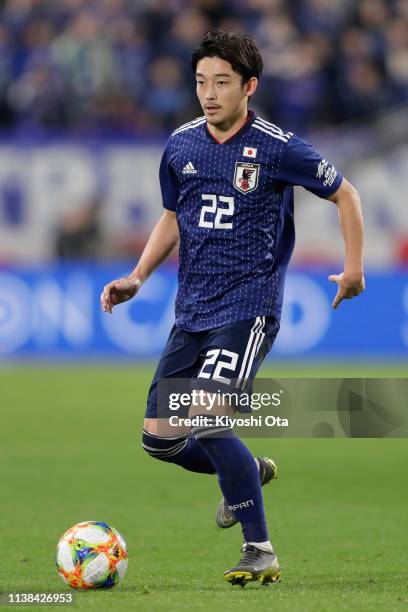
[{"xmin": 244, "ymin": 77, "xmax": 258, "ymax": 98}]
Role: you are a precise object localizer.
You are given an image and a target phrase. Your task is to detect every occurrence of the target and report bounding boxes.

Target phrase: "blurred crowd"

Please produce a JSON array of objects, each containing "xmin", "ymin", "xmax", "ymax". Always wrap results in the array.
[{"xmin": 0, "ymin": 0, "xmax": 408, "ymax": 134}]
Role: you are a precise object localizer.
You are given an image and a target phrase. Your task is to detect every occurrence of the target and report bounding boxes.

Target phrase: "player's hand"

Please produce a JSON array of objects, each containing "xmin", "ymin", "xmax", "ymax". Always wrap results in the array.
[
  {"xmin": 100, "ymin": 276, "xmax": 142, "ymax": 313},
  {"xmin": 328, "ymin": 272, "xmax": 365, "ymax": 309}
]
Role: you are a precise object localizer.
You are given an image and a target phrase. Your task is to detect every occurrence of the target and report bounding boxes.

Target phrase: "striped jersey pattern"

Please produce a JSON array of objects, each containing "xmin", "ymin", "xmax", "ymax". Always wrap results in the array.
[{"xmin": 159, "ymin": 112, "xmax": 342, "ymax": 332}]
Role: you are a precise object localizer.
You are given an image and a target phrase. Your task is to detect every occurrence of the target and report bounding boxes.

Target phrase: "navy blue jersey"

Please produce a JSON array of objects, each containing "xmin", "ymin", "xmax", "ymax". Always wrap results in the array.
[{"xmin": 159, "ymin": 112, "xmax": 343, "ymax": 332}]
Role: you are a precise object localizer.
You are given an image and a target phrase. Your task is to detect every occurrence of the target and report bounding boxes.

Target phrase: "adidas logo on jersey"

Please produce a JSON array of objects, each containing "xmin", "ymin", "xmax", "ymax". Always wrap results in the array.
[{"xmin": 182, "ymin": 161, "xmax": 197, "ymax": 174}]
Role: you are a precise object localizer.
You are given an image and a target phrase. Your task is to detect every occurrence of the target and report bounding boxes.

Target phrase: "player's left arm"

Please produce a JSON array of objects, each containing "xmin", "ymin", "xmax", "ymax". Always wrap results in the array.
[
  {"xmin": 326, "ymin": 177, "xmax": 365, "ymax": 309},
  {"xmin": 277, "ymin": 134, "xmax": 365, "ymax": 310}
]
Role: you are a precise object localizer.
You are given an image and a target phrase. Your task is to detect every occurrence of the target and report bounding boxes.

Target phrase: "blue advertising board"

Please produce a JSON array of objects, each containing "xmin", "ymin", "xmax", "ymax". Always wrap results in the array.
[{"xmin": 0, "ymin": 264, "xmax": 407, "ymax": 359}]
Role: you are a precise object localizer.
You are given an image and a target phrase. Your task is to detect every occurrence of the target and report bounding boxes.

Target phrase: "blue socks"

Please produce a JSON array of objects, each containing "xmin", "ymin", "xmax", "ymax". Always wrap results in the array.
[
  {"xmin": 196, "ymin": 432, "xmax": 269, "ymax": 543},
  {"xmin": 142, "ymin": 430, "xmax": 216, "ymax": 474},
  {"xmin": 142, "ymin": 428, "xmax": 269, "ymax": 543}
]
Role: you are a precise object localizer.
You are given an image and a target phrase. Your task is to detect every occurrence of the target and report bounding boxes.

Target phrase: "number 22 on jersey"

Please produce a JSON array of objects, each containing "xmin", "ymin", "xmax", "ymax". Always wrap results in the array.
[{"xmin": 198, "ymin": 194, "xmax": 234, "ymax": 229}]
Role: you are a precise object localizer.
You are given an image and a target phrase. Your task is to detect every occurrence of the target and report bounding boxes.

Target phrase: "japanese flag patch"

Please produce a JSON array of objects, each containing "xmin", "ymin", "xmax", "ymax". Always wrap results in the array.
[{"xmin": 243, "ymin": 146, "xmax": 257, "ymax": 158}]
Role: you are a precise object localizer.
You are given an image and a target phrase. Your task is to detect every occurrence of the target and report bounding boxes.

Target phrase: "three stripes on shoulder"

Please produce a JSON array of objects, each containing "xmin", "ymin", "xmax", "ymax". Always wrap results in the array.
[
  {"xmin": 252, "ymin": 117, "xmax": 293, "ymax": 143},
  {"xmin": 171, "ymin": 115, "xmax": 293, "ymax": 143},
  {"xmin": 172, "ymin": 116, "xmax": 206, "ymax": 136}
]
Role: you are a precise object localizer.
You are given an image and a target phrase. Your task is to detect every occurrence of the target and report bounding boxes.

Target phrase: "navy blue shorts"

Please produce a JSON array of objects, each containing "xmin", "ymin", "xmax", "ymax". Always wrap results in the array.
[{"xmin": 145, "ymin": 316, "xmax": 280, "ymax": 418}]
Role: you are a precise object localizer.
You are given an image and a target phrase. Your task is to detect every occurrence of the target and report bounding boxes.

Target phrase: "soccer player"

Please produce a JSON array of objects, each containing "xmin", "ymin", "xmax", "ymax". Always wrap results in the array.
[{"xmin": 101, "ymin": 30, "xmax": 365, "ymax": 586}]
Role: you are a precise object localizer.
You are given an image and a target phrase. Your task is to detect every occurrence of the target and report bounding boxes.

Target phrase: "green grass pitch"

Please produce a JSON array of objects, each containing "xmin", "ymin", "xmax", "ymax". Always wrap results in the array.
[{"xmin": 1, "ymin": 363, "xmax": 407, "ymax": 611}]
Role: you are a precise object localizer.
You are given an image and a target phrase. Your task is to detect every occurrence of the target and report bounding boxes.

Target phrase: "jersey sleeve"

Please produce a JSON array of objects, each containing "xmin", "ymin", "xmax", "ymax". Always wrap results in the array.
[
  {"xmin": 159, "ymin": 140, "xmax": 179, "ymax": 211},
  {"xmin": 277, "ymin": 134, "xmax": 343, "ymax": 198}
]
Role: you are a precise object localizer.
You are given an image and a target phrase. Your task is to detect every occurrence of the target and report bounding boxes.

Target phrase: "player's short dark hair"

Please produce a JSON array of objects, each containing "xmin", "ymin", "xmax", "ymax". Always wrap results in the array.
[{"xmin": 191, "ymin": 30, "xmax": 263, "ymax": 83}]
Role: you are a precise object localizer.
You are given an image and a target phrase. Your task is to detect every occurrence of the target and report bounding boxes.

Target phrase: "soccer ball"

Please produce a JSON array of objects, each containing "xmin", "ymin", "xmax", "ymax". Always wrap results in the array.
[{"xmin": 56, "ymin": 521, "xmax": 128, "ymax": 589}]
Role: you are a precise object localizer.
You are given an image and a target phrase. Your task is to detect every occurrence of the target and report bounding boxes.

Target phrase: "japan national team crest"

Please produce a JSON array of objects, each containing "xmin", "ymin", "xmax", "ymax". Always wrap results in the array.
[{"xmin": 233, "ymin": 162, "xmax": 260, "ymax": 194}]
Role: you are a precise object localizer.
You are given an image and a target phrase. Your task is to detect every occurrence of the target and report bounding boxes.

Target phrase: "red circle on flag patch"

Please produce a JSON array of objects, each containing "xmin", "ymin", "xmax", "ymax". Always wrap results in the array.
[{"xmin": 248, "ymin": 150, "xmax": 253, "ymax": 155}]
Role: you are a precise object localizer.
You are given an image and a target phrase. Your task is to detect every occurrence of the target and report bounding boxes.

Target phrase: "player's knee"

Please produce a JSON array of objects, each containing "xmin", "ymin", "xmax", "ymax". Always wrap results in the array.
[
  {"xmin": 142, "ymin": 429, "xmax": 188, "ymax": 462},
  {"xmin": 190, "ymin": 415, "xmax": 234, "ymax": 440}
]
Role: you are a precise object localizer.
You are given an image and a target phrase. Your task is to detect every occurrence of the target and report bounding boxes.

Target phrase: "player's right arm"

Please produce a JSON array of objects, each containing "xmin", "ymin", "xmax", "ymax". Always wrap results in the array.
[
  {"xmin": 100, "ymin": 210, "xmax": 179, "ymax": 313},
  {"xmin": 101, "ymin": 210, "xmax": 178, "ymax": 313},
  {"xmin": 101, "ymin": 138, "xmax": 180, "ymax": 313}
]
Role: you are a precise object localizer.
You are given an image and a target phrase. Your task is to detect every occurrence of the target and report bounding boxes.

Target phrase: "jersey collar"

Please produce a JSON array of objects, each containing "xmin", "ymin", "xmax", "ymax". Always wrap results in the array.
[{"xmin": 205, "ymin": 110, "xmax": 256, "ymax": 144}]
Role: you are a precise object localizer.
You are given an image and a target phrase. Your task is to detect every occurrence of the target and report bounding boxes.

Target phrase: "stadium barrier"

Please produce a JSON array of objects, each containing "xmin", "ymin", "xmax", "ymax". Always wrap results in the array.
[
  {"xmin": 0, "ymin": 138, "xmax": 407, "ymax": 268},
  {"xmin": 0, "ymin": 264, "xmax": 406, "ymax": 359}
]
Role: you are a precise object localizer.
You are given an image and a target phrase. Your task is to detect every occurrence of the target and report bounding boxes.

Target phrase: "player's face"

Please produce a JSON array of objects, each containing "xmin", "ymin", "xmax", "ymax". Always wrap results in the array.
[{"xmin": 195, "ymin": 57, "xmax": 257, "ymax": 128}]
